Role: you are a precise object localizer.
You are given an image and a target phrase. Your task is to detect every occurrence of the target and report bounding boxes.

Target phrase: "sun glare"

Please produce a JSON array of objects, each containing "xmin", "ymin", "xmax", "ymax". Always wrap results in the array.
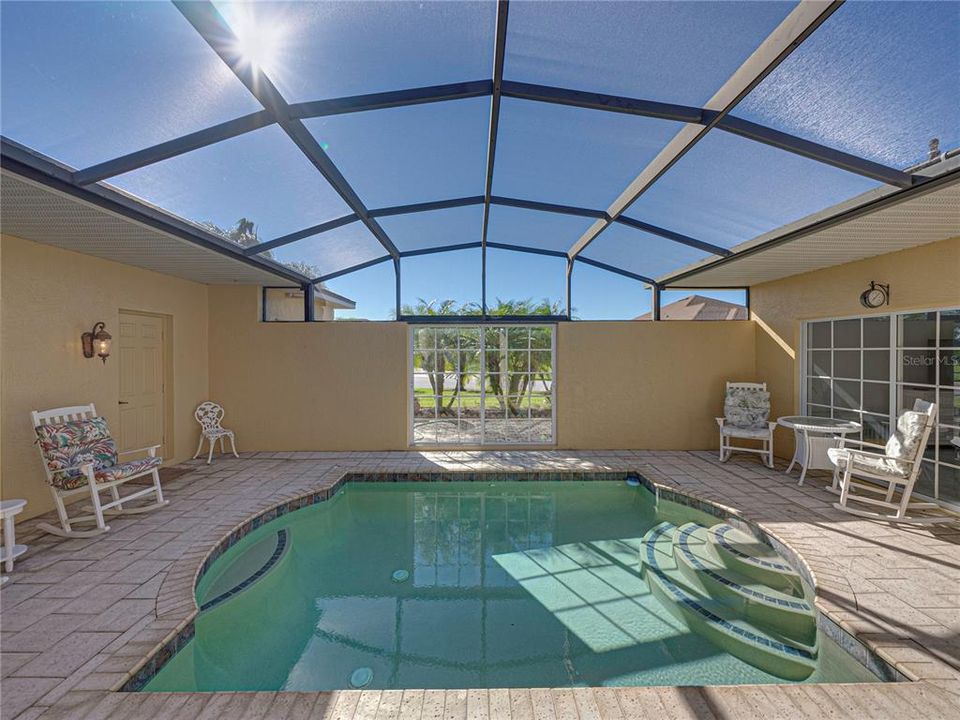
[{"xmin": 224, "ymin": 5, "xmax": 285, "ymax": 75}]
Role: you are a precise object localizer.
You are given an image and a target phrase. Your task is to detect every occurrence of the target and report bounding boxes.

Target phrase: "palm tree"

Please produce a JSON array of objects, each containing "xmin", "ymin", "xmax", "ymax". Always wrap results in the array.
[
  {"xmin": 405, "ymin": 299, "xmax": 464, "ymax": 415},
  {"xmin": 206, "ymin": 217, "xmax": 329, "ymax": 287},
  {"xmin": 484, "ymin": 299, "xmax": 559, "ymax": 417}
]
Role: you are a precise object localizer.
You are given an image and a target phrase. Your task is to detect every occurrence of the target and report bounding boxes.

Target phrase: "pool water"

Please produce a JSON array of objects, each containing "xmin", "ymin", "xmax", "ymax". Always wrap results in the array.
[{"xmin": 145, "ymin": 481, "xmax": 878, "ymax": 691}]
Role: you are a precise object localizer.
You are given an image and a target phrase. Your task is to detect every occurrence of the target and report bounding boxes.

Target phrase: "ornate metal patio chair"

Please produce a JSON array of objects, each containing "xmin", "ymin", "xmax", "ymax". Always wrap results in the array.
[
  {"xmin": 31, "ymin": 404, "xmax": 167, "ymax": 537},
  {"xmin": 193, "ymin": 401, "xmax": 239, "ymax": 464},
  {"xmin": 828, "ymin": 400, "xmax": 950, "ymax": 523},
  {"xmin": 716, "ymin": 382, "xmax": 776, "ymax": 468}
]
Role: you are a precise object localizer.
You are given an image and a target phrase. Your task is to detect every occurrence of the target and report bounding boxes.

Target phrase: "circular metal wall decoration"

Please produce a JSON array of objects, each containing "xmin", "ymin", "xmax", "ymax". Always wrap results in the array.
[{"xmin": 859, "ymin": 281, "xmax": 889, "ymax": 309}]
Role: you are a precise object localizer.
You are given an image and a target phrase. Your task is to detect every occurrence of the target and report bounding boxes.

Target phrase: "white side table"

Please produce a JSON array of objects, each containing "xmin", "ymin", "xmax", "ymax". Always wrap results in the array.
[
  {"xmin": 777, "ymin": 417, "xmax": 861, "ymax": 486},
  {"xmin": 1, "ymin": 499, "xmax": 28, "ymax": 585}
]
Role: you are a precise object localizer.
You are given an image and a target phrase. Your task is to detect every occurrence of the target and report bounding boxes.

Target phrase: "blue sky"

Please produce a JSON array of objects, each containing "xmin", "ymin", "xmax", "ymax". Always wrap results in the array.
[{"xmin": 2, "ymin": 1, "xmax": 957, "ymax": 320}]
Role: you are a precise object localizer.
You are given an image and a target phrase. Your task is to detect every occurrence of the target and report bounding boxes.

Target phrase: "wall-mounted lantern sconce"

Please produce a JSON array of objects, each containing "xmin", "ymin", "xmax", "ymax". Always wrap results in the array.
[{"xmin": 81, "ymin": 322, "xmax": 112, "ymax": 363}]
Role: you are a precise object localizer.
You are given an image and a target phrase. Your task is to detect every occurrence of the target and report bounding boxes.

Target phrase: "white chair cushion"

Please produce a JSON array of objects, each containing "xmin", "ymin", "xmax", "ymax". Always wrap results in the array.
[
  {"xmin": 721, "ymin": 425, "xmax": 771, "ymax": 439},
  {"xmin": 827, "ymin": 447, "xmax": 909, "ymax": 479},
  {"xmin": 724, "ymin": 388, "xmax": 771, "ymax": 429},
  {"xmin": 885, "ymin": 410, "xmax": 927, "ymax": 466}
]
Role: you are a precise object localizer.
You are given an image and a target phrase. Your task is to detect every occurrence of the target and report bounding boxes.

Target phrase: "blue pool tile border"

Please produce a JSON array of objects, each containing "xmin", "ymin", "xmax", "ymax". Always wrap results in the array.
[
  {"xmin": 198, "ymin": 529, "xmax": 289, "ymax": 613},
  {"xmin": 674, "ymin": 525, "xmax": 811, "ymax": 612},
  {"xmin": 712, "ymin": 525, "xmax": 795, "ymax": 573},
  {"xmin": 644, "ymin": 524, "xmax": 816, "ymax": 663},
  {"xmin": 121, "ymin": 469, "xmax": 903, "ymax": 692}
]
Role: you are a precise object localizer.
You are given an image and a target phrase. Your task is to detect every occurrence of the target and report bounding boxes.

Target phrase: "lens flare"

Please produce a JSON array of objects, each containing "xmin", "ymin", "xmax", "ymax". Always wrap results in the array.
[{"xmin": 222, "ymin": 4, "xmax": 285, "ymax": 75}]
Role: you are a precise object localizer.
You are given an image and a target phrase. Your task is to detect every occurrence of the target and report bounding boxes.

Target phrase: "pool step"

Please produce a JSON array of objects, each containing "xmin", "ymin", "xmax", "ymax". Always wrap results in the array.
[
  {"xmin": 673, "ymin": 523, "xmax": 816, "ymax": 645},
  {"xmin": 706, "ymin": 523, "xmax": 803, "ymax": 595},
  {"xmin": 640, "ymin": 522, "xmax": 817, "ymax": 681}
]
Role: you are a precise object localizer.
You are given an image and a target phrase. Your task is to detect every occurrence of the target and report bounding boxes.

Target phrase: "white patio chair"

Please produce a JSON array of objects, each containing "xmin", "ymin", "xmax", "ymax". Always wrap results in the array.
[
  {"xmin": 193, "ymin": 401, "xmax": 239, "ymax": 464},
  {"xmin": 828, "ymin": 400, "xmax": 949, "ymax": 524},
  {"xmin": 716, "ymin": 382, "xmax": 776, "ymax": 468},
  {"xmin": 31, "ymin": 404, "xmax": 168, "ymax": 538}
]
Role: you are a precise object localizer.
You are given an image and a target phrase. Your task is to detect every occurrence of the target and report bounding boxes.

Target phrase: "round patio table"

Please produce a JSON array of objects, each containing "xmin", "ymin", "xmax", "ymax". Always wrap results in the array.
[{"xmin": 777, "ymin": 416, "xmax": 861, "ymax": 486}]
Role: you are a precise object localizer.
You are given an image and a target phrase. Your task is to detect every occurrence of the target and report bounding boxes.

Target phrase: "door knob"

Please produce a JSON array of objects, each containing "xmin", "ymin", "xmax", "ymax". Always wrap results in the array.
[{"xmin": 119, "ymin": 401, "xmax": 130, "ymax": 405}]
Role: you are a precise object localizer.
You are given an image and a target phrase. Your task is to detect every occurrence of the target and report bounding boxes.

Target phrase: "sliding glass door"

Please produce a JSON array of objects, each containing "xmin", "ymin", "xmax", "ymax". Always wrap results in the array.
[
  {"xmin": 803, "ymin": 308, "xmax": 960, "ymax": 506},
  {"xmin": 410, "ymin": 325, "xmax": 555, "ymax": 446}
]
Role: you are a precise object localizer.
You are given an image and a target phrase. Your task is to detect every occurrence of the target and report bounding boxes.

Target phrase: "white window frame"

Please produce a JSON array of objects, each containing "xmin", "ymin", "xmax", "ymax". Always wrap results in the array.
[
  {"xmin": 800, "ymin": 306, "xmax": 960, "ymax": 509},
  {"xmin": 408, "ymin": 324, "xmax": 557, "ymax": 447}
]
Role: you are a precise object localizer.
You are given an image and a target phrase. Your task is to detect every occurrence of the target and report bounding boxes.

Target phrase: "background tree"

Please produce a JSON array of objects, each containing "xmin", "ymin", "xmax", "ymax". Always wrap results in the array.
[
  {"xmin": 404, "ymin": 299, "xmax": 469, "ymax": 415},
  {"xmin": 205, "ymin": 217, "xmax": 330, "ymax": 295},
  {"xmin": 483, "ymin": 299, "xmax": 559, "ymax": 417}
]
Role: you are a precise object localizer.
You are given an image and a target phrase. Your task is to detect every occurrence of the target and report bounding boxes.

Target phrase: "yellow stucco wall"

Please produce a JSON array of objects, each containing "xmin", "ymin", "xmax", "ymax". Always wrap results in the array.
[
  {"xmin": 751, "ymin": 235, "xmax": 960, "ymax": 455},
  {"xmin": 208, "ymin": 287, "xmax": 758, "ymax": 452},
  {"xmin": 0, "ymin": 234, "xmax": 210, "ymax": 519},
  {"xmin": 555, "ymin": 321, "xmax": 757, "ymax": 449},
  {"xmin": 208, "ymin": 285, "xmax": 410, "ymax": 450},
  {"xmin": 8, "ymin": 230, "xmax": 953, "ymax": 520}
]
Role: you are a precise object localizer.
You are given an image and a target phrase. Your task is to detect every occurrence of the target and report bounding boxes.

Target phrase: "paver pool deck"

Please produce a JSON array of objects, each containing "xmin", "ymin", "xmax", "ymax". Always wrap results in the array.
[{"xmin": 2, "ymin": 450, "xmax": 959, "ymax": 719}]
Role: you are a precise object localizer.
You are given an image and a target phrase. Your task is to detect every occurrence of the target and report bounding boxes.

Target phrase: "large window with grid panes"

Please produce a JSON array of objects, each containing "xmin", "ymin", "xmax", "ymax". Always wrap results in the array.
[
  {"xmin": 802, "ymin": 308, "xmax": 960, "ymax": 507},
  {"xmin": 410, "ymin": 325, "xmax": 555, "ymax": 446}
]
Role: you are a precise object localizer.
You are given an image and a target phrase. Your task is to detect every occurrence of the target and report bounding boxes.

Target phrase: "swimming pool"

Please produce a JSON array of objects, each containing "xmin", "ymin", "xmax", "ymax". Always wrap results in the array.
[{"xmin": 144, "ymin": 480, "xmax": 879, "ymax": 691}]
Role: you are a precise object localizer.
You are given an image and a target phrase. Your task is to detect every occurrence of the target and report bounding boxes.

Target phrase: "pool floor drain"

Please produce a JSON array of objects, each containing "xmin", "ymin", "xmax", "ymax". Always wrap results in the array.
[
  {"xmin": 391, "ymin": 569, "xmax": 410, "ymax": 583},
  {"xmin": 350, "ymin": 667, "xmax": 373, "ymax": 688}
]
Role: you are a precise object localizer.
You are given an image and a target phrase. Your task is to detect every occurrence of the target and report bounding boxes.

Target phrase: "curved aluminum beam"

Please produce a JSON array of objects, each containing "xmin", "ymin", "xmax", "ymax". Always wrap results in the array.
[
  {"xmin": 660, "ymin": 164, "xmax": 960, "ymax": 286},
  {"xmin": 501, "ymin": 81, "xmax": 703, "ymax": 123},
  {"xmin": 399, "ymin": 242, "xmax": 481, "ymax": 258},
  {"xmin": 574, "ymin": 256, "xmax": 657, "ymax": 285},
  {"xmin": 568, "ymin": 1, "xmax": 845, "ymax": 262},
  {"xmin": 74, "ymin": 110, "xmax": 276, "ymax": 186},
  {"xmin": 246, "ymin": 194, "xmax": 730, "ymax": 258},
  {"xmin": 0, "ymin": 137, "xmax": 309, "ymax": 286},
  {"xmin": 486, "ymin": 241, "xmax": 567, "ymax": 259},
  {"xmin": 614, "ymin": 216, "xmax": 732, "ymax": 257},
  {"xmin": 370, "ymin": 196, "xmax": 485, "ymax": 218},
  {"xmin": 244, "ymin": 213, "xmax": 360, "ymax": 256},
  {"xmin": 711, "ymin": 113, "xmax": 915, "ymax": 189},
  {"xmin": 311, "ymin": 255, "xmax": 393, "ymax": 283},
  {"xmin": 174, "ymin": 1, "xmax": 400, "ymax": 260},
  {"xmin": 480, "ymin": 0, "xmax": 511, "ymax": 315},
  {"xmin": 290, "ymin": 80, "xmax": 492, "ymax": 119},
  {"xmin": 490, "ymin": 195, "xmax": 604, "ymax": 219},
  {"xmin": 72, "ymin": 82, "xmax": 912, "ymax": 197}
]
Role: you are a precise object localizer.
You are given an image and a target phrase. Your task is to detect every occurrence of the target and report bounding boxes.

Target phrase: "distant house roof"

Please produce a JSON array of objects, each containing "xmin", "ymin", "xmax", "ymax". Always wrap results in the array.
[
  {"xmin": 276, "ymin": 286, "xmax": 356, "ymax": 310},
  {"xmin": 315, "ymin": 285, "xmax": 356, "ymax": 310},
  {"xmin": 635, "ymin": 294, "xmax": 747, "ymax": 321}
]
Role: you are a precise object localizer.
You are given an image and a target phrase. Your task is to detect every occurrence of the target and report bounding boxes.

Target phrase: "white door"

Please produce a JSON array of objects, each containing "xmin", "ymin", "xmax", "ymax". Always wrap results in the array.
[{"xmin": 118, "ymin": 312, "xmax": 166, "ymax": 456}]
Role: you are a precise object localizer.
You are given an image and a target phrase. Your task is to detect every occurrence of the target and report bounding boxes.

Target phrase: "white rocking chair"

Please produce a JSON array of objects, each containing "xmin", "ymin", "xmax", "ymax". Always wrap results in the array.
[
  {"xmin": 193, "ymin": 401, "xmax": 239, "ymax": 464},
  {"xmin": 828, "ymin": 400, "xmax": 951, "ymax": 524},
  {"xmin": 31, "ymin": 404, "xmax": 168, "ymax": 538},
  {"xmin": 716, "ymin": 382, "xmax": 776, "ymax": 469}
]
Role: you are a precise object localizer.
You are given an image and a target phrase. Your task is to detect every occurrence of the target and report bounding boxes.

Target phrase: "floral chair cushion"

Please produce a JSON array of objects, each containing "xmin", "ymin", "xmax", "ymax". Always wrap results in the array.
[
  {"xmin": 724, "ymin": 388, "xmax": 771, "ymax": 429},
  {"xmin": 35, "ymin": 417, "xmax": 118, "ymax": 490},
  {"xmin": 95, "ymin": 456, "xmax": 162, "ymax": 483}
]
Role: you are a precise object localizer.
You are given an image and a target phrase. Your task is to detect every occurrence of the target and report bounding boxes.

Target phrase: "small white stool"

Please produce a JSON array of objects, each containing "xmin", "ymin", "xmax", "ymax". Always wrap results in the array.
[{"xmin": 1, "ymin": 499, "xmax": 28, "ymax": 585}]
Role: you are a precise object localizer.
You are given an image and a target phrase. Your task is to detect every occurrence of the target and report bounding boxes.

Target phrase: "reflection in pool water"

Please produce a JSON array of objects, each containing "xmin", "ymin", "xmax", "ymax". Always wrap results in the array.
[{"xmin": 144, "ymin": 481, "xmax": 878, "ymax": 691}]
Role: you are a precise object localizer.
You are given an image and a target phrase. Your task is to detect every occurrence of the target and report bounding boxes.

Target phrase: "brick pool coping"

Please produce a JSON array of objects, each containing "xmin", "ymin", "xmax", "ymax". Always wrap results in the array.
[
  {"xmin": 123, "ymin": 469, "xmax": 903, "ymax": 692},
  {"xmin": 3, "ymin": 450, "xmax": 959, "ymax": 719}
]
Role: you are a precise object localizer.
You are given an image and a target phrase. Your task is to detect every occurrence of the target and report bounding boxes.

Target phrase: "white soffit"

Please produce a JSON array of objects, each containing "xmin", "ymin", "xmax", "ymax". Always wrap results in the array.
[
  {"xmin": 0, "ymin": 171, "xmax": 287, "ymax": 286},
  {"xmin": 662, "ymin": 167, "xmax": 960, "ymax": 289}
]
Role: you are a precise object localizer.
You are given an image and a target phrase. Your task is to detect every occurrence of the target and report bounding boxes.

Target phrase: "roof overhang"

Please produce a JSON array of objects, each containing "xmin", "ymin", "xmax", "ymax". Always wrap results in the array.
[
  {"xmin": 0, "ymin": 140, "xmax": 311, "ymax": 286},
  {"xmin": 660, "ymin": 156, "xmax": 960, "ymax": 289}
]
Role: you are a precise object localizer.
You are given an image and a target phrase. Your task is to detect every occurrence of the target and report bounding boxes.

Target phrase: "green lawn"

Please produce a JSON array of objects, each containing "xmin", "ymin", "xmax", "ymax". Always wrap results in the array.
[{"xmin": 414, "ymin": 387, "xmax": 551, "ymax": 410}]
